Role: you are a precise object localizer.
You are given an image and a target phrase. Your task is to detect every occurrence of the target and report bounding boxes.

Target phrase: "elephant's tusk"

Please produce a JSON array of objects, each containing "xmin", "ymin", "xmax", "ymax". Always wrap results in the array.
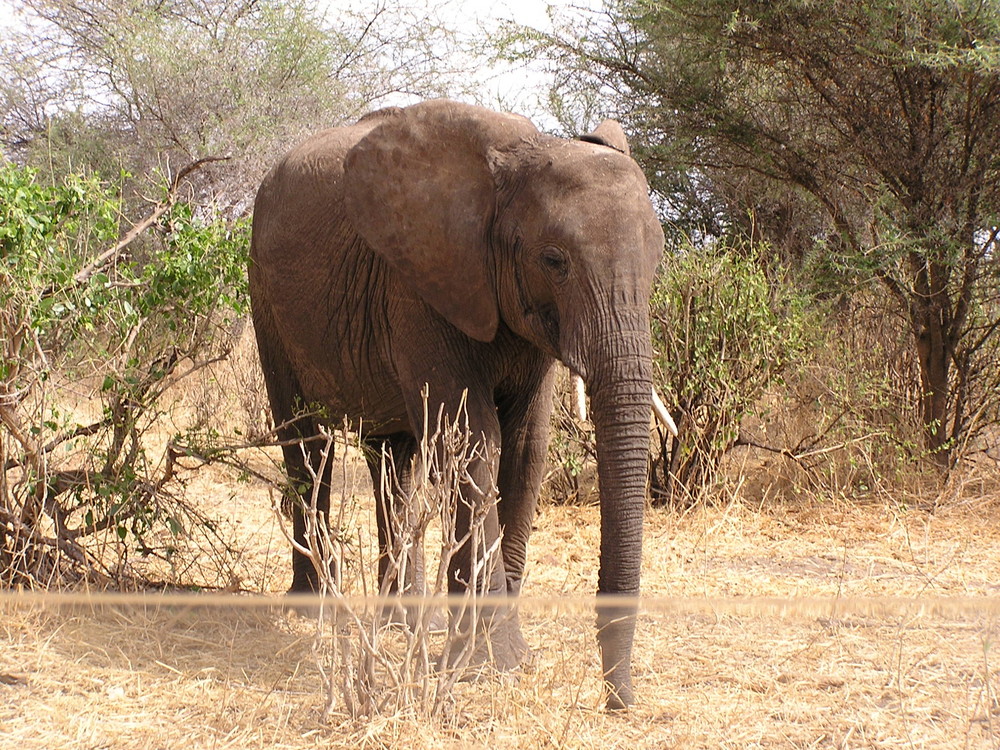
[
  {"xmin": 573, "ymin": 374, "xmax": 588, "ymax": 422},
  {"xmin": 652, "ymin": 388, "xmax": 679, "ymax": 438}
]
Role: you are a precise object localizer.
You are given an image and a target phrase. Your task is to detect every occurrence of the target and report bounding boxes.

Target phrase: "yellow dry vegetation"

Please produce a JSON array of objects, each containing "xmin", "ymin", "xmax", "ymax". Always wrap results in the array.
[{"xmin": 2, "ymin": 451, "xmax": 999, "ymax": 748}]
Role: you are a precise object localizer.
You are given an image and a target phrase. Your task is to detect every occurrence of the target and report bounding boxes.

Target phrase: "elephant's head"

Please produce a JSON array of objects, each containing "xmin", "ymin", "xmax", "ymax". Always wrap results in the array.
[{"xmin": 345, "ymin": 100, "xmax": 663, "ymax": 708}]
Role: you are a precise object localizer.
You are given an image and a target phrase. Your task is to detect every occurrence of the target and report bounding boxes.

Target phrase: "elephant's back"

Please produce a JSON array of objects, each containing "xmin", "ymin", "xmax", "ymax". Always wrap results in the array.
[
  {"xmin": 252, "ymin": 116, "xmax": 385, "ymax": 259},
  {"xmin": 251, "ymin": 106, "xmax": 407, "ymax": 264}
]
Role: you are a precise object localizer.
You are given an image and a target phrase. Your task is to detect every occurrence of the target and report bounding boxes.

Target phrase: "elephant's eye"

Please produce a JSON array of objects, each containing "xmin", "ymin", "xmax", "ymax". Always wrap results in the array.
[{"xmin": 539, "ymin": 246, "xmax": 569, "ymax": 283}]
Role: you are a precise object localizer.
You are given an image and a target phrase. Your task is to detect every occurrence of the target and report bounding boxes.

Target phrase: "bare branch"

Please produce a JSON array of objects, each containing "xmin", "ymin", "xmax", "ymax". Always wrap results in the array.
[{"xmin": 69, "ymin": 156, "xmax": 230, "ymax": 289}]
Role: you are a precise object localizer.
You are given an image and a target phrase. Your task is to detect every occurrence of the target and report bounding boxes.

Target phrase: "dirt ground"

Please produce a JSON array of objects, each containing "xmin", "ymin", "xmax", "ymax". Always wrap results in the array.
[{"xmin": 2, "ymin": 430, "xmax": 999, "ymax": 750}]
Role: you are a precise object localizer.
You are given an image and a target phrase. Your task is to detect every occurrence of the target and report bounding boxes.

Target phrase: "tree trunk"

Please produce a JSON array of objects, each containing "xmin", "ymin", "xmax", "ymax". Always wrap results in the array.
[
  {"xmin": 915, "ymin": 320, "xmax": 951, "ymax": 466},
  {"xmin": 909, "ymin": 252, "xmax": 957, "ymax": 468}
]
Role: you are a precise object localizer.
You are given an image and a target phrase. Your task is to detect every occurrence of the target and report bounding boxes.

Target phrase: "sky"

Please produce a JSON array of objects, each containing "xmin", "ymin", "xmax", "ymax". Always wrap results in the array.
[
  {"xmin": 329, "ymin": 0, "xmax": 604, "ymax": 115},
  {"xmin": 0, "ymin": 0, "xmax": 591, "ymax": 33},
  {"xmin": 0, "ymin": 2, "xmax": 15, "ymax": 28},
  {"xmin": 0, "ymin": 0, "xmax": 601, "ymax": 118},
  {"xmin": 435, "ymin": 0, "xmax": 552, "ymax": 27}
]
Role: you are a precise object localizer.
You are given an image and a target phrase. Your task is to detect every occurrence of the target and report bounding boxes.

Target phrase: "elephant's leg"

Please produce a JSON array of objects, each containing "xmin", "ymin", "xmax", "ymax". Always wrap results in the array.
[
  {"xmin": 437, "ymin": 394, "xmax": 507, "ymax": 600},
  {"xmin": 253, "ymin": 306, "xmax": 332, "ymax": 593},
  {"xmin": 281, "ymin": 423, "xmax": 335, "ymax": 593},
  {"xmin": 399, "ymin": 384, "xmax": 525, "ymax": 672},
  {"xmin": 484, "ymin": 361, "xmax": 556, "ymax": 666},
  {"xmin": 364, "ymin": 432, "xmax": 437, "ymax": 631},
  {"xmin": 496, "ymin": 360, "xmax": 556, "ymax": 597},
  {"xmin": 365, "ymin": 432, "xmax": 422, "ymax": 595}
]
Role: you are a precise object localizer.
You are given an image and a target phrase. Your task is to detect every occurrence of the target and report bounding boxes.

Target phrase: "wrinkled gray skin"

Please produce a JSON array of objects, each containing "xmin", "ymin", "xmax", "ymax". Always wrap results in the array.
[{"xmin": 249, "ymin": 100, "xmax": 663, "ymax": 709}]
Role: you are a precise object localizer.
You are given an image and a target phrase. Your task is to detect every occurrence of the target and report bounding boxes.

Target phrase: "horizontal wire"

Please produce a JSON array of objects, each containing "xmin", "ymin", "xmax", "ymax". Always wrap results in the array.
[{"xmin": 1, "ymin": 591, "xmax": 998, "ymax": 619}]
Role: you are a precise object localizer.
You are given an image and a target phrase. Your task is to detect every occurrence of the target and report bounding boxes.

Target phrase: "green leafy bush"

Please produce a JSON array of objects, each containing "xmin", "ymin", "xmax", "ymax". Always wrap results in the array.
[
  {"xmin": 0, "ymin": 162, "xmax": 248, "ymax": 586},
  {"xmin": 650, "ymin": 240, "xmax": 810, "ymax": 505}
]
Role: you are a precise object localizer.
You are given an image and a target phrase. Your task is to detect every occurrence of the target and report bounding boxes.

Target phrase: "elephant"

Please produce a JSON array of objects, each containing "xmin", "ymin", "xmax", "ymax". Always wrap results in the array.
[{"xmin": 248, "ymin": 99, "xmax": 664, "ymax": 709}]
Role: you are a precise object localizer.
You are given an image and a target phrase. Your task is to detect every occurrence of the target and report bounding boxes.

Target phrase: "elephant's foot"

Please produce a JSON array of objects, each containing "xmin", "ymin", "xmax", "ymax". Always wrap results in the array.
[
  {"xmin": 280, "ymin": 590, "xmax": 323, "ymax": 623},
  {"xmin": 284, "ymin": 565, "xmax": 321, "ymax": 618},
  {"xmin": 288, "ymin": 568, "xmax": 318, "ymax": 595},
  {"xmin": 377, "ymin": 598, "xmax": 448, "ymax": 634},
  {"xmin": 437, "ymin": 604, "xmax": 532, "ymax": 680}
]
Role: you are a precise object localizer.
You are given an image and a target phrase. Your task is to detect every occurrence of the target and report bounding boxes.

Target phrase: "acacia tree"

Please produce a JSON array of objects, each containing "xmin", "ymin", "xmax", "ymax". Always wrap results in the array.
[
  {"xmin": 534, "ymin": 0, "xmax": 1000, "ymax": 466},
  {"xmin": 0, "ymin": 0, "xmax": 464, "ymax": 208}
]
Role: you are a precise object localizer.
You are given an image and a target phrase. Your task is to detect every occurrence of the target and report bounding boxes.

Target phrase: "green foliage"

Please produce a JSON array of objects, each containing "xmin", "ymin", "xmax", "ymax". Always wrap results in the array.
[
  {"xmin": 526, "ymin": 0, "xmax": 1000, "ymax": 469},
  {"xmin": 130, "ymin": 201, "xmax": 249, "ymax": 333},
  {"xmin": 1, "ymin": 161, "xmax": 247, "ymax": 376},
  {"xmin": 0, "ymin": 161, "xmax": 248, "ymax": 586},
  {"xmin": 0, "ymin": 164, "xmax": 119, "ymax": 254},
  {"xmin": 650, "ymin": 239, "xmax": 811, "ymax": 503},
  {"xmin": 1, "ymin": 165, "xmax": 120, "ymax": 375}
]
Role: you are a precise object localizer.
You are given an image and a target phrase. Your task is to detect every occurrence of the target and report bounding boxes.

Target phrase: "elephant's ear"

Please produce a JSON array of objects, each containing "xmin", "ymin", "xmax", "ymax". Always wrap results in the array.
[
  {"xmin": 344, "ymin": 100, "xmax": 538, "ymax": 342},
  {"xmin": 577, "ymin": 120, "xmax": 631, "ymax": 157}
]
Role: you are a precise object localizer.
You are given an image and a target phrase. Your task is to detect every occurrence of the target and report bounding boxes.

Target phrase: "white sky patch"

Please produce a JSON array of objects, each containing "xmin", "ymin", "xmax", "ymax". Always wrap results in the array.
[
  {"xmin": 319, "ymin": 0, "xmax": 603, "ymax": 120},
  {"xmin": 447, "ymin": 0, "xmax": 605, "ymax": 124},
  {"xmin": 454, "ymin": 0, "xmax": 558, "ymax": 28},
  {"xmin": 328, "ymin": 0, "xmax": 568, "ymax": 29},
  {"xmin": 0, "ymin": 1, "xmax": 20, "ymax": 30}
]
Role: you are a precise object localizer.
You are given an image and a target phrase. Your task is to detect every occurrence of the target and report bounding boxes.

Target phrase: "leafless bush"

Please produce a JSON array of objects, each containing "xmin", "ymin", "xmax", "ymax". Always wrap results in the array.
[
  {"xmin": 279, "ymin": 391, "xmax": 503, "ymax": 720},
  {"xmin": 706, "ymin": 295, "xmax": 945, "ymax": 507},
  {"xmin": 186, "ymin": 320, "xmax": 271, "ymax": 440},
  {"xmin": 543, "ymin": 366, "xmax": 597, "ymax": 505}
]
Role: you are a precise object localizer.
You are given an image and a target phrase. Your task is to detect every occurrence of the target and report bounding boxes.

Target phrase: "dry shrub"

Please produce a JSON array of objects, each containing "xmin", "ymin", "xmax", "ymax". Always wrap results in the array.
[
  {"xmin": 282, "ymin": 392, "xmax": 508, "ymax": 721},
  {"xmin": 724, "ymin": 295, "xmax": 929, "ymax": 507},
  {"xmin": 648, "ymin": 242, "xmax": 810, "ymax": 508},
  {"xmin": 542, "ymin": 365, "xmax": 597, "ymax": 505},
  {"xmin": 185, "ymin": 319, "xmax": 271, "ymax": 440},
  {"xmin": 658, "ymin": 281, "xmax": 1000, "ymax": 510}
]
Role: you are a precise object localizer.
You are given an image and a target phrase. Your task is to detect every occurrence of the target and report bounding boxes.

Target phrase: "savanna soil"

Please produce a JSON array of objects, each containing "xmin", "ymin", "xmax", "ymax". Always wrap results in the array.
[{"xmin": 2, "ymin": 432, "xmax": 999, "ymax": 749}]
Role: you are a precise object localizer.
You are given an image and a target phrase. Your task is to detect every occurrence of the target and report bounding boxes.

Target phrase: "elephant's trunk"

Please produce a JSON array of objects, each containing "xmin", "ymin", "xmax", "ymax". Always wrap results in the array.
[{"xmin": 586, "ymin": 321, "xmax": 653, "ymax": 710}]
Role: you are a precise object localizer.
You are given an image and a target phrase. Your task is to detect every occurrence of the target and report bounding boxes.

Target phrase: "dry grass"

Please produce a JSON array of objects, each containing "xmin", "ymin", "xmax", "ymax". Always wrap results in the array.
[
  {"xmin": 3, "ymin": 350, "xmax": 1000, "ymax": 747},
  {"xmin": 2, "ymin": 476, "xmax": 999, "ymax": 748}
]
